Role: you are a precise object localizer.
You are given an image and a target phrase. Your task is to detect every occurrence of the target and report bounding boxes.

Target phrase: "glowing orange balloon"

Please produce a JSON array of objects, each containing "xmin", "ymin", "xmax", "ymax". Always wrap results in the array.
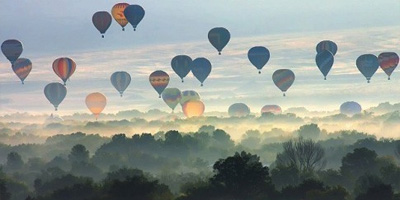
[
  {"xmin": 85, "ymin": 92, "xmax": 107, "ymax": 119},
  {"xmin": 182, "ymin": 100, "xmax": 205, "ymax": 118},
  {"xmin": 111, "ymin": 3, "xmax": 129, "ymax": 31}
]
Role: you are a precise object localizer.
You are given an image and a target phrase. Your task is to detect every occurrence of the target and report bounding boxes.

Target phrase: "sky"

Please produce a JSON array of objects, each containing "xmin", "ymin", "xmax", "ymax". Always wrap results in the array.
[{"xmin": 0, "ymin": 0, "xmax": 400, "ymax": 115}]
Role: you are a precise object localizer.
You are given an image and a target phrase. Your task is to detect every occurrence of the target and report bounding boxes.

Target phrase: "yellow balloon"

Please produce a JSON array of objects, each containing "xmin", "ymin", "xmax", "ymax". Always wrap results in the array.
[
  {"xmin": 85, "ymin": 92, "xmax": 107, "ymax": 119},
  {"xmin": 182, "ymin": 100, "xmax": 205, "ymax": 118},
  {"xmin": 111, "ymin": 3, "xmax": 129, "ymax": 31}
]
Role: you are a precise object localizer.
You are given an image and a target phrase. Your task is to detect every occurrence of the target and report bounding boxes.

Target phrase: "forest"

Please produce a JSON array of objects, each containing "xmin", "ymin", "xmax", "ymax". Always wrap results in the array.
[{"xmin": 1, "ymin": 120, "xmax": 400, "ymax": 200}]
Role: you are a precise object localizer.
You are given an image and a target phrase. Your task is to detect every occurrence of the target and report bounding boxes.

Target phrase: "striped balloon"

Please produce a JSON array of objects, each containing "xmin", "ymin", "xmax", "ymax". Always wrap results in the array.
[
  {"xmin": 162, "ymin": 88, "xmax": 182, "ymax": 111},
  {"xmin": 180, "ymin": 90, "xmax": 200, "ymax": 106},
  {"xmin": 316, "ymin": 40, "xmax": 337, "ymax": 55},
  {"xmin": 315, "ymin": 50, "xmax": 334, "ymax": 80},
  {"xmin": 111, "ymin": 3, "xmax": 129, "ymax": 31},
  {"xmin": 149, "ymin": 70, "xmax": 169, "ymax": 98},
  {"xmin": 44, "ymin": 82, "xmax": 67, "ymax": 111},
  {"xmin": 272, "ymin": 69, "xmax": 295, "ymax": 97},
  {"xmin": 378, "ymin": 52, "xmax": 399, "ymax": 80},
  {"xmin": 356, "ymin": 54, "xmax": 379, "ymax": 83},
  {"xmin": 261, "ymin": 105, "xmax": 282, "ymax": 115},
  {"xmin": 111, "ymin": 71, "xmax": 131, "ymax": 97},
  {"xmin": 12, "ymin": 58, "xmax": 32, "ymax": 84},
  {"xmin": 92, "ymin": 11, "xmax": 112, "ymax": 38},
  {"xmin": 1, "ymin": 39, "xmax": 23, "ymax": 64},
  {"xmin": 52, "ymin": 57, "xmax": 76, "ymax": 85}
]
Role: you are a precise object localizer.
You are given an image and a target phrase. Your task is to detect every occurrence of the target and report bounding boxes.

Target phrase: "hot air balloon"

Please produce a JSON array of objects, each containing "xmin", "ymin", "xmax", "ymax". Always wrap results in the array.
[
  {"xmin": 272, "ymin": 69, "xmax": 295, "ymax": 96},
  {"xmin": 1, "ymin": 39, "xmax": 23, "ymax": 64},
  {"xmin": 111, "ymin": 71, "xmax": 131, "ymax": 97},
  {"xmin": 124, "ymin": 5, "xmax": 145, "ymax": 31},
  {"xmin": 111, "ymin": 3, "xmax": 129, "ymax": 31},
  {"xmin": 316, "ymin": 40, "xmax": 337, "ymax": 56},
  {"xmin": 44, "ymin": 83, "xmax": 67, "ymax": 111},
  {"xmin": 182, "ymin": 100, "xmax": 205, "ymax": 118},
  {"xmin": 208, "ymin": 27, "xmax": 230, "ymax": 55},
  {"xmin": 180, "ymin": 90, "xmax": 200, "ymax": 105},
  {"xmin": 248, "ymin": 46, "xmax": 270, "ymax": 74},
  {"xmin": 171, "ymin": 55, "xmax": 192, "ymax": 82},
  {"xmin": 356, "ymin": 54, "xmax": 379, "ymax": 83},
  {"xmin": 149, "ymin": 70, "xmax": 169, "ymax": 98},
  {"xmin": 92, "ymin": 11, "xmax": 112, "ymax": 38},
  {"xmin": 315, "ymin": 50, "xmax": 334, "ymax": 80},
  {"xmin": 228, "ymin": 103, "xmax": 250, "ymax": 117},
  {"xmin": 192, "ymin": 58, "xmax": 211, "ymax": 86},
  {"xmin": 261, "ymin": 105, "xmax": 282, "ymax": 115},
  {"xmin": 378, "ymin": 52, "xmax": 399, "ymax": 80},
  {"xmin": 52, "ymin": 57, "xmax": 76, "ymax": 85},
  {"xmin": 340, "ymin": 101, "xmax": 362, "ymax": 116},
  {"xmin": 162, "ymin": 88, "xmax": 182, "ymax": 112},
  {"xmin": 86, "ymin": 92, "xmax": 107, "ymax": 119},
  {"xmin": 12, "ymin": 58, "xmax": 32, "ymax": 84}
]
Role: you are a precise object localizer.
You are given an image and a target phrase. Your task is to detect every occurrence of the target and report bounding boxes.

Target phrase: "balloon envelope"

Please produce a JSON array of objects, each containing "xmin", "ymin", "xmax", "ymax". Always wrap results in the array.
[
  {"xmin": 261, "ymin": 105, "xmax": 282, "ymax": 115},
  {"xmin": 228, "ymin": 103, "xmax": 250, "ymax": 117},
  {"xmin": 248, "ymin": 46, "xmax": 270, "ymax": 73},
  {"xmin": 378, "ymin": 52, "xmax": 399, "ymax": 80},
  {"xmin": 12, "ymin": 58, "xmax": 32, "ymax": 84},
  {"xmin": 272, "ymin": 69, "xmax": 295, "ymax": 96},
  {"xmin": 171, "ymin": 55, "xmax": 192, "ymax": 82},
  {"xmin": 316, "ymin": 40, "xmax": 337, "ymax": 55},
  {"xmin": 356, "ymin": 54, "xmax": 379, "ymax": 83},
  {"xmin": 162, "ymin": 88, "xmax": 182, "ymax": 111},
  {"xmin": 192, "ymin": 58, "xmax": 212, "ymax": 86},
  {"xmin": 1, "ymin": 39, "xmax": 23, "ymax": 64},
  {"xmin": 44, "ymin": 82, "xmax": 67, "ymax": 111},
  {"xmin": 208, "ymin": 27, "xmax": 230, "ymax": 55},
  {"xmin": 111, "ymin": 71, "xmax": 131, "ymax": 96},
  {"xmin": 182, "ymin": 100, "xmax": 205, "ymax": 118},
  {"xmin": 86, "ymin": 92, "xmax": 107, "ymax": 119},
  {"xmin": 315, "ymin": 50, "xmax": 334, "ymax": 79},
  {"xmin": 149, "ymin": 70, "xmax": 169, "ymax": 97},
  {"xmin": 92, "ymin": 11, "xmax": 112, "ymax": 38},
  {"xmin": 53, "ymin": 57, "xmax": 76, "ymax": 85},
  {"xmin": 180, "ymin": 90, "xmax": 200, "ymax": 105},
  {"xmin": 340, "ymin": 101, "xmax": 362, "ymax": 116},
  {"xmin": 124, "ymin": 5, "xmax": 145, "ymax": 31},
  {"xmin": 111, "ymin": 3, "xmax": 129, "ymax": 30}
]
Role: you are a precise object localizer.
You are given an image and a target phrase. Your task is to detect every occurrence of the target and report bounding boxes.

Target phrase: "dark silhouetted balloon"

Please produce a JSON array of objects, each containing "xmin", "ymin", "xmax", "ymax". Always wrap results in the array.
[
  {"xmin": 180, "ymin": 90, "xmax": 200, "ymax": 106},
  {"xmin": 208, "ymin": 27, "xmax": 230, "ymax": 55},
  {"xmin": 228, "ymin": 103, "xmax": 250, "ymax": 117},
  {"xmin": 182, "ymin": 100, "xmax": 205, "ymax": 117},
  {"xmin": 149, "ymin": 70, "xmax": 169, "ymax": 98},
  {"xmin": 356, "ymin": 54, "xmax": 379, "ymax": 83},
  {"xmin": 248, "ymin": 46, "xmax": 270, "ymax": 74},
  {"xmin": 378, "ymin": 52, "xmax": 399, "ymax": 80},
  {"xmin": 192, "ymin": 58, "xmax": 211, "ymax": 86},
  {"xmin": 1, "ymin": 39, "xmax": 23, "ymax": 64},
  {"xmin": 340, "ymin": 101, "xmax": 362, "ymax": 116},
  {"xmin": 53, "ymin": 57, "xmax": 76, "ymax": 85},
  {"xmin": 171, "ymin": 55, "xmax": 192, "ymax": 82},
  {"xmin": 261, "ymin": 105, "xmax": 282, "ymax": 115},
  {"xmin": 316, "ymin": 40, "xmax": 337, "ymax": 55},
  {"xmin": 162, "ymin": 88, "xmax": 182, "ymax": 112},
  {"xmin": 92, "ymin": 11, "xmax": 112, "ymax": 38},
  {"xmin": 272, "ymin": 69, "xmax": 295, "ymax": 96},
  {"xmin": 111, "ymin": 71, "xmax": 131, "ymax": 97},
  {"xmin": 124, "ymin": 5, "xmax": 145, "ymax": 31},
  {"xmin": 44, "ymin": 82, "xmax": 67, "ymax": 111},
  {"xmin": 112, "ymin": 3, "xmax": 129, "ymax": 31},
  {"xmin": 316, "ymin": 50, "xmax": 334, "ymax": 80},
  {"xmin": 12, "ymin": 58, "xmax": 32, "ymax": 84}
]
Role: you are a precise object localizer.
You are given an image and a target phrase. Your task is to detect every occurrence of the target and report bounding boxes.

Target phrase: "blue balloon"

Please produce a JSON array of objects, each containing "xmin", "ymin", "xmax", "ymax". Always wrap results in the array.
[
  {"xmin": 111, "ymin": 71, "xmax": 131, "ymax": 97},
  {"xmin": 171, "ymin": 55, "xmax": 192, "ymax": 82},
  {"xmin": 248, "ymin": 46, "xmax": 270, "ymax": 74},
  {"xmin": 1, "ymin": 39, "xmax": 23, "ymax": 64},
  {"xmin": 316, "ymin": 40, "xmax": 338, "ymax": 56},
  {"xmin": 124, "ymin": 5, "xmax": 145, "ymax": 31},
  {"xmin": 208, "ymin": 27, "xmax": 230, "ymax": 55},
  {"xmin": 340, "ymin": 101, "xmax": 362, "ymax": 116},
  {"xmin": 192, "ymin": 58, "xmax": 212, "ymax": 86},
  {"xmin": 44, "ymin": 82, "xmax": 67, "ymax": 111},
  {"xmin": 315, "ymin": 50, "xmax": 334, "ymax": 80},
  {"xmin": 356, "ymin": 54, "xmax": 379, "ymax": 83}
]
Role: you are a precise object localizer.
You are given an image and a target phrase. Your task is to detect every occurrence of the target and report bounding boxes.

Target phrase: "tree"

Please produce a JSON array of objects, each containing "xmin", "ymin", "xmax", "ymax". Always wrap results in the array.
[
  {"xmin": 297, "ymin": 124, "xmax": 321, "ymax": 139},
  {"xmin": 0, "ymin": 179, "xmax": 10, "ymax": 200},
  {"xmin": 6, "ymin": 152, "xmax": 24, "ymax": 171},
  {"xmin": 275, "ymin": 137, "xmax": 326, "ymax": 173},
  {"xmin": 340, "ymin": 148, "xmax": 378, "ymax": 180},
  {"xmin": 270, "ymin": 165, "xmax": 301, "ymax": 189},
  {"xmin": 68, "ymin": 144, "xmax": 89, "ymax": 164},
  {"xmin": 355, "ymin": 184, "xmax": 394, "ymax": 200}
]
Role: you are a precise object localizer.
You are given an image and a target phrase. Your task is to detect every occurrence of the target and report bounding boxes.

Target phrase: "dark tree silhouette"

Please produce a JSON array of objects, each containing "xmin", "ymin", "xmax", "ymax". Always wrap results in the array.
[
  {"xmin": 0, "ymin": 179, "xmax": 11, "ymax": 200},
  {"xmin": 297, "ymin": 123, "xmax": 321, "ymax": 139},
  {"xmin": 68, "ymin": 144, "xmax": 89, "ymax": 163},
  {"xmin": 355, "ymin": 183, "xmax": 394, "ymax": 200},
  {"xmin": 6, "ymin": 152, "xmax": 24, "ymax": 171}
]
